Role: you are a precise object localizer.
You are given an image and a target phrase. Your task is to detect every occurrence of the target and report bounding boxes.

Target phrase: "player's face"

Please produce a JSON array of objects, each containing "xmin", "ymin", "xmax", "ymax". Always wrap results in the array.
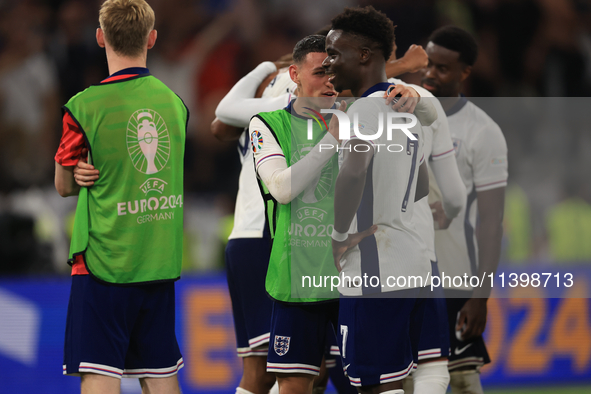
[
  {"xmin": 297, "ymin": 52, "xmax": 338, "ymax": 107},
  {"xmin": 421, "ymin": 42, "xmax": 468, "ymax": 98},
  {"xmin": 323, "ymin": 30, "xmax": 360, "ymax": 93}
]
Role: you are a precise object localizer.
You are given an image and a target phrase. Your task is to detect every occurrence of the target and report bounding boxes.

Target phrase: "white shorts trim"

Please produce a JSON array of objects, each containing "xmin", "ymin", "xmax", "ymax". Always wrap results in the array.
[
  {"xmin": 379, "ymin": 361, "xmax": 414, "ymax": 384},
  {"xmin": 267, "ymin": 362, "xmax": 320, "ymax": 376},
  {"xmin": 329, "ymin": 345, "xmax": 341, "ymax": 356},
  {"xmin": 237, "ymin": 347, "xmax": 268, "ymax": 358},
  {"xmin": 248, "ymin": 332, "xmax": 271, "ymax": 348},
  {"xmin": 76, "ymin": 362, "xmax": 124, "ymax": 379},
  {"xmin": 418, "ymin": 348, "xmax": 442, "ymax": 360},
  {"xmin": 122, "ymin": 358, "xmax": 184, "ymax": 378}
]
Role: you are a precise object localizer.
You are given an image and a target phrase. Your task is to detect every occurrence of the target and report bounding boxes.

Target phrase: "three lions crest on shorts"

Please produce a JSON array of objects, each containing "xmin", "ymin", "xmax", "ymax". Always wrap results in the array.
[{"xmin": 274, "ymin": 335, "xmax": 290, "ymax": 356}]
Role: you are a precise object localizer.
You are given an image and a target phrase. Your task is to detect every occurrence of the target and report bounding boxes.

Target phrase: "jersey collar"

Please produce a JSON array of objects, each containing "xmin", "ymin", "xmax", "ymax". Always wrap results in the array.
[
  {"xmin": 445, "ymin": 94, "xmax": 468, "ymax": 117},
  {"xmin": 101, "ymin": 67, "xmax": 150, "ymax": 83},
  {"xmin": 284, "ymin": 99, "xmax": 336, "ymax": 121},
  {"xmin": 361, "ymin": 82, "xmax": 393, "ymax": 98}
]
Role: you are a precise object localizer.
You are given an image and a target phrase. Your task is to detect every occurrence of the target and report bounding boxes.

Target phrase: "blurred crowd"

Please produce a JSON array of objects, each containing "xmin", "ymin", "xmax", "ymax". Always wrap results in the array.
[{"xmin": 1, "ymin": 0, "xmax": 591, "ymax": 274}]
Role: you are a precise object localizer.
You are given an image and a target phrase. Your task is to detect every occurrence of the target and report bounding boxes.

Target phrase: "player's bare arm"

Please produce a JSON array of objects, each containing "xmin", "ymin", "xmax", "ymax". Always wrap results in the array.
[
  {"xmin": 55, "ymin": 163, "xmax": 79, "ymax": 197},
  {"xmin": 331, "ymin": 139, "xmax": 378, "ymax": 272},
  {"xmin": 385, "ymin": 44, "xmax": 428, "ymax": 78},
  {"xmin": 457, "ymin": 186, "xmax": 505, "ymax": 340},
  {"xmin": 210, "ymin": 117, "xmax": 244, "ymax": 142}
]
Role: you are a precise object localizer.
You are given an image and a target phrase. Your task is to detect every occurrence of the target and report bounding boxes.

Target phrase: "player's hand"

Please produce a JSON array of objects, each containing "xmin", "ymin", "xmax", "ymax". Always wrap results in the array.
[
  {"xmin": 456, "ymin": 298, "xmax": 488, "ymax": 341},
  {"xmin": 328, "ymin": 100, "xmax": 347, "ymax": 142},
  {"xmin": 383, "ymin": 84, "xmax": 420, "ymax": 114},
  {"xmin": 399, "ymin": 44, "xmax": 428, "ymax": 74},
  {"xmin": 430, "ymin": 201, "xmax": 452, "ymax": 230},
  {"xmin": 74, "ymin": 149, "xmax": 99, "ymax": 187},
  {"xmin": 332, "ymin": 225, "xmax": 378, "ymax": 272}
]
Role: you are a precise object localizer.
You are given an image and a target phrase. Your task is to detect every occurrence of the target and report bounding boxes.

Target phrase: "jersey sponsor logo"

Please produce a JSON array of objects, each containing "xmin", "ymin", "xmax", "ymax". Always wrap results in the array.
[
  {"xmin": 274, "ymin": 335, "xmax": 290, "ymax": 356},
  {"xmin": 292, "ymin": 144, "xmax": 333, "ymax": 203},
  {"xmin": 127, "ymin": 109, "xmax": 170, "ymax": 174},
  {"xmin": 454, "ymin": 343, "xmax": 473, "ymax": 355},
  {"xmin": 251, "ymin": 130, "xmax": 263, "ymax": 153},
  {"xmin": 452, "ymin": 138, "xmax": 462, "ymax": 156}
]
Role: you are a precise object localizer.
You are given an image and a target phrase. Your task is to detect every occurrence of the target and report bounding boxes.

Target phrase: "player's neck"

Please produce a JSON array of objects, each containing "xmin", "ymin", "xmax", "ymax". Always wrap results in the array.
[
  {"xmin": 351, "ymin": 66, "xmax": 388, "ymax": 97},
  {"xmin": 106, "ymin": 49, "xmax": 148, "ymax": 76},
  {"xmin": 438, "ymin": 95, "xmax": 461, "ymax": 112}
]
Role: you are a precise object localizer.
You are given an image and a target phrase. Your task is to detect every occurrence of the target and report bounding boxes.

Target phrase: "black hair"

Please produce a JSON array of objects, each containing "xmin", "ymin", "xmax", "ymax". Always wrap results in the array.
[
  {"xmin": 292, "ymin": 35, "xmax": 327, "ymax": 64},
  {"xmin": 330, "ymin": 6, "xmax": 395, "ymax": 61},
  {"xmin": 314, "ymin": 24, "xmax": 331, "ymax": 37},
  {"xmin": 428, "ymin": 26, "xmax": 478, "ymax": 66}
]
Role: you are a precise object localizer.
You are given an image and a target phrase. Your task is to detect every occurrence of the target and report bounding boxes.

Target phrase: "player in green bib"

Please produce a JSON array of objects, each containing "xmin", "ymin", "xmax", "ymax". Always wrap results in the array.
[
  {"xmin": 250, "ymin": 35, "xmax": 377, "ymax": 394},
  {"xmin": 55, "ymin": 1, "xmax": 186, "ymax": 392}
]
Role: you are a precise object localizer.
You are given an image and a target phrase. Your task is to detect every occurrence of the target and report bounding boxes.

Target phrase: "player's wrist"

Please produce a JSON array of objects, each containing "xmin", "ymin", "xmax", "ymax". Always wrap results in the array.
[{"xmin": 331, "ymin": 228, "xmax": 348, "ymax": 242}]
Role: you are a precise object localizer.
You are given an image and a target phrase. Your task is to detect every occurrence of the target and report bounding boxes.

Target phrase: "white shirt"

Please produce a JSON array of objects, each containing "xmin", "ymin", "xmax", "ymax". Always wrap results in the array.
[
  {"xmin": 433, "ymin": 98, "xmax": 508, "ymax": 288},
  {"xmin": 224, "ymin": 65, "xmax": 294, "ymax": 239},
  {"xmin": 337, "ymin": 85, "xmax": 431, "ymax": 295}
]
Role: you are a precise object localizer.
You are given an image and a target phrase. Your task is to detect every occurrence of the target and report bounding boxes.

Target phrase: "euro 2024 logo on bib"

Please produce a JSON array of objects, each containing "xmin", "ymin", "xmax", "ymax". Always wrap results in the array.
[{"xmin": 127, "ymin": 109, "xmax": 170, "ymax": 174}]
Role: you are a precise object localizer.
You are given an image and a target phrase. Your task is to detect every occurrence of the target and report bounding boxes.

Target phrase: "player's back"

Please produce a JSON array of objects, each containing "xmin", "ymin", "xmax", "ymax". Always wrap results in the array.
[{"xmin": 339, "ymin": 88, "xmax": 430, "ymax": 295}]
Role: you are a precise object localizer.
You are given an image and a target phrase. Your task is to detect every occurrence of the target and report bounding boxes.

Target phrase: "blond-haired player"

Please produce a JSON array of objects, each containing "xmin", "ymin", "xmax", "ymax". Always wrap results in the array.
[{"xmin": 56, "ymin": 1, "xmax": 187, "ymax": 393}]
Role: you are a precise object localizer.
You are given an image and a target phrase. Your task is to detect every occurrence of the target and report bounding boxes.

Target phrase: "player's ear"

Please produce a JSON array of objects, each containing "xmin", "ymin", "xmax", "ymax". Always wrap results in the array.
[
  {"xmin": 96, "ymin": 28, "xmax": 105, "ymax": 48},
  {"xmin": 460, "ymin": 65, "xmax": 472, "ymax": 83},
  {"xmin": 359, "ymin": 47, "xmax": 371, "ymax": 64},
  {"xmin": 147, "ymin": 29, "xmax": 157, "ymax": 49},
  {"xmin": 289, "ymin": 64, "xmax": 299, "ymax": 85}
]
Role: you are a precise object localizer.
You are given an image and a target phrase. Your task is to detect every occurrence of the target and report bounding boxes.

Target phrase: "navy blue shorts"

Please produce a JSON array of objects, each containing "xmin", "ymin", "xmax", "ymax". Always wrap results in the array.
[
  {"xmin": 338, "ymin": 289, "xmax": 427, "ymax": 387},
  {"xmin": 417, "ymin": 261, "xmax": 450, "ymax": 361},
  {"xmin": 63, "ymin": 275, "xmax": 183, "ymax": 379},
  {"xmin": 444, "ymin": 290, "xmax": 491, "ymax": 370},
  {"xmin": 267, "ymin": 300, "xmax": 338, "ymax": 375},
  {"xmin": 225, "ymin": 236, "xmax": 273, "ymax": 357}
]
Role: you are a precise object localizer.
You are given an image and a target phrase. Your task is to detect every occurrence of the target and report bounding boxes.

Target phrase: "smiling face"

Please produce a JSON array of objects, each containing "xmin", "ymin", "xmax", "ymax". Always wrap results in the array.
[
  {"xmin": 421, "ymin": 41, "xmax": 471, "ymax": 98},
  {"xmin": 290, "ymin": 51, "xmax": 337, "ymax": 108},
  {"xmin": 323, "ymin": 29, "xmax": 362, "ymax": 93}
]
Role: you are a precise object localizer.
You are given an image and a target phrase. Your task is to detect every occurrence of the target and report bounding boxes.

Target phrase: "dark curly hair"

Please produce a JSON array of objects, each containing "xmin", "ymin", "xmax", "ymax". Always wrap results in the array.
[
  {"xmin": 330, "ymin": 6, "xmax": 395, "ymax": 61},
  {"xmin": 428, "ymin": 26, "xmax": 478, "ymax": 66},
  {"xmin": 293, "ymin": 35, "xmax": 327, "ymax": 64}
]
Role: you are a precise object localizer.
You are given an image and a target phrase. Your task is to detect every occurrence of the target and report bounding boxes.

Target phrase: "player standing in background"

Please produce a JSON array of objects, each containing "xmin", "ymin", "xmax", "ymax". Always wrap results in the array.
[
  {"xmin": 325, "ymin": 6, "xmax": 432, "ymax": 394},
  {"xmin": 55, "ymin": 1, "xmax": 187, "ymax": 393},
  {"xmin": 421, "ymin": 26, "xmax": 508, "ymax": 394},
  {"xmin": 387, "ymin": 48, "xmax": 466, "ymax": 393}
]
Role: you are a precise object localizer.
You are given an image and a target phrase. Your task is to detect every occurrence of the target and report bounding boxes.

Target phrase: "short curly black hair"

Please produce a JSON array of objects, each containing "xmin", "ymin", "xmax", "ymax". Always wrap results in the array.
[
  {"xmin": 330, "ymin": 6, "xmax": 395, "ymax": 61},
  {"xmin": 293, "ymin": 35, "xmax": 327, "ymax": 64},
  {"xmin": 428, "ymin": 26, "xmax": 478, "ymax": 66}
]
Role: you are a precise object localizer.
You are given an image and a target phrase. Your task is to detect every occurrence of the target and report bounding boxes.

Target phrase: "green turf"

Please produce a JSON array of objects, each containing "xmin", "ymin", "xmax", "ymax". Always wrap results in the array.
[{"xmin": 485, "ymin": 386, "xmax": 591, "ymax": 394}]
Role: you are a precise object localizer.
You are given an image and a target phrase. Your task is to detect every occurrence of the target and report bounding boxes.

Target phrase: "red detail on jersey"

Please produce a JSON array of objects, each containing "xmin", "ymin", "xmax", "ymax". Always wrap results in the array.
[
  {"xmin": 55, "ymin": 112, "xmax": 87, "ymax": 166},
  {"xmin": 71, "ymin": 255, "xmax": 89, "ymax": 275},
  {"xmin": 101, "ymin": 74, "xmax": 139, "ymax": 83}
]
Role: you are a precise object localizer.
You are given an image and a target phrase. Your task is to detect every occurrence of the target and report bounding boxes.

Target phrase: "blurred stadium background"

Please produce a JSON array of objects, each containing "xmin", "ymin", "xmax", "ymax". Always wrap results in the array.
[{"xmin": 1, "ymin": 0, "xmax": 591, "ymax": 392}]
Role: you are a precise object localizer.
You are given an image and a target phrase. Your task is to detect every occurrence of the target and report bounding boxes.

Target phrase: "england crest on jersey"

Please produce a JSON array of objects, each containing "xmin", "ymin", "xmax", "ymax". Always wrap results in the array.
[{"xmin": 274, "ymin": 335, "xmax": 290, "ymax": 356}]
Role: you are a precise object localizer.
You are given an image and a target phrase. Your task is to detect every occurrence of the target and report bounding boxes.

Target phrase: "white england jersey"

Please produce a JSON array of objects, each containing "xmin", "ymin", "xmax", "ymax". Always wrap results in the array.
[
  {"xmin": 388, "ymin": 78, "xmax": 455, "ymax": 262},
  {"xmin": 433, "ymin": 97, "xmax": 508, "ymax": 288},
  {"xmin": 228, "ymin": 71, "xmax": 294, "ymax": 239},
  {"xmin": 338, "ymin": 84, "xmax": 431, "ymax": 295}
]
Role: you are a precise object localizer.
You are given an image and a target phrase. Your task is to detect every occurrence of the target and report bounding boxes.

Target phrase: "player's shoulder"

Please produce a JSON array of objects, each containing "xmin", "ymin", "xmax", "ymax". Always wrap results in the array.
[{"xmin": 262, "ymin": 70, "xmax": 297, "ymax": 99}]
